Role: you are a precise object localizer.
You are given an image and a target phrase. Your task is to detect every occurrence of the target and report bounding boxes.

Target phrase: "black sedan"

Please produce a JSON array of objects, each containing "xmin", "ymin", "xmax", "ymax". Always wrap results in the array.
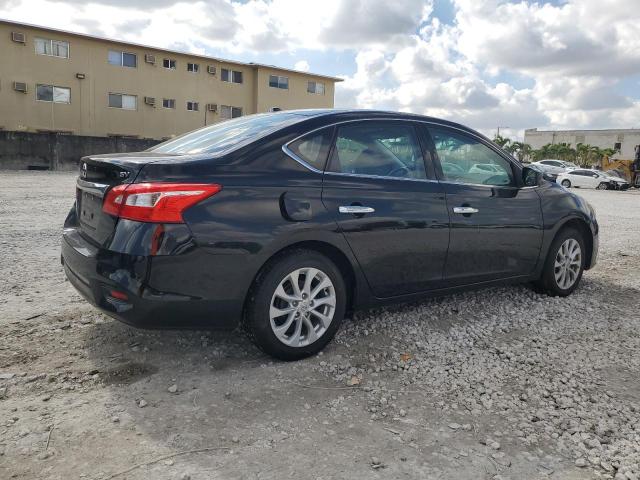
[{"xmin": 62, "ymin": 110, "xmax": 599, "ymax": 360}]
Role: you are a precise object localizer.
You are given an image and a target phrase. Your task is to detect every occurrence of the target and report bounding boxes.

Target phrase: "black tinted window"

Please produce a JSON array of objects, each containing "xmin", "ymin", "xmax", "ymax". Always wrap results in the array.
[
  {"xmin": 328, "ymin": 122, "xmax": 426, "ymax": 179},
  {"xmin": 149, "ymin": 113, "xmax": 303, "ymax": 155},
  {"xmin": 288, "ymin": 128, "xmax": 333, "ymax": 171},
  {"xmin": 430, "ymin": 127, "xmax": 514, "ymax": 186}
]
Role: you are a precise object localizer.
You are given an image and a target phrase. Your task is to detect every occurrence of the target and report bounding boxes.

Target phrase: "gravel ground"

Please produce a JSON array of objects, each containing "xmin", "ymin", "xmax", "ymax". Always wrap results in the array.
[{"xmin": 1, "ymin": 171, "xmax": 639, "ymax": 480}]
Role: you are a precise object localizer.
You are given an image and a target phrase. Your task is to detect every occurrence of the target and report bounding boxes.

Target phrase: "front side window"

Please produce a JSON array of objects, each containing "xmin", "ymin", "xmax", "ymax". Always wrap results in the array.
[
  {"xmin": 328, "ymin": 122, "xmax": 426, "ymax": 179},
  {"xmin": 187, "ymin": 62, "xmax": 199, "ymax": 73},
  {"xmin": 220, "ymin": 105, "xmax": 242, "ymax": 119},
  {"xmin": 221, "ymin": 69, "xmax": 243, "ymax": 83},
  {"xmin": 162, "ymin": 98, "xmax": 176, "ymax": 109},
  {"xmin": 430, "ymin": 127, "xmax": 514, "ymax": 186},
  {"xmin": 108, "ymin": 93, "xmax": 137, "ymax": 110},
  {"xmin": 186, "ymin": 101, "xmax": 199, "ymax": 111},
  {"xmin": 269, "ymin": 75, "xmax": 289, "ymax": 89},
  {"xmin": 108, "ymin": 50, "xmax": 137, "ymax": 67},
  {"xmin": 36, "ymin": 84, "xmax": 70, "ymax": 103},
  {"xmin": 287, "ymin": 128, "xmax": 333, "ymax": 171},
  {"xmin": 35, "ymin": 37, "xmax": 69, "ymax": 58},
  {"xmin": 163, "ymin": 58, "xmax": 176, "ymax": 69},
  {"xmin": 307, "ymin": 81, "xmax": 325, "ymax": 95}
]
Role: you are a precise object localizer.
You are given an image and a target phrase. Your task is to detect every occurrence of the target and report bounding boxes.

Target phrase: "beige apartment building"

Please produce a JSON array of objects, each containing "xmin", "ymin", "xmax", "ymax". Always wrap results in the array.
[{"xmin": 0, "ymin": 19, "xmax": 341, "ymax": 139}]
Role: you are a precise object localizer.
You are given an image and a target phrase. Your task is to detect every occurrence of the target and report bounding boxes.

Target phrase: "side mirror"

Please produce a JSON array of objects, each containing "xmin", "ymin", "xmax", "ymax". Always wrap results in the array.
[{"xmin": 522, "ymin": 166, "xmax": 541, "ymax": 187}]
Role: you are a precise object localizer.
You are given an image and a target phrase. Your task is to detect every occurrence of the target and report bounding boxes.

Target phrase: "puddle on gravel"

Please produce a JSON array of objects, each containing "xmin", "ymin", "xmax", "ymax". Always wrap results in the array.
[{"xmin": 100, "ymin": 362, "xmax": 158, "ymax": 385}]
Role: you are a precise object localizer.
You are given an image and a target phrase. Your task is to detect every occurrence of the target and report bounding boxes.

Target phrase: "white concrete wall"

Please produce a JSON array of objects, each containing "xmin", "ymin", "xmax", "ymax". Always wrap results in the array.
[{"xmin": 524, "ymin": 129, "xmax": 640, "ymax": 160}]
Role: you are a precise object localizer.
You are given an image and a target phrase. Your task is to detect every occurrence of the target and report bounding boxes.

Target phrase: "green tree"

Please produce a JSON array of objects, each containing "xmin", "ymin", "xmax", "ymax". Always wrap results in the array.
[
  {"xmin": 492, "ymin": 134, "xmax": 511, "ymax": 149},
  {"xmin": 508, "ymin": 141, "xmax": 533, "ymax": 162}
]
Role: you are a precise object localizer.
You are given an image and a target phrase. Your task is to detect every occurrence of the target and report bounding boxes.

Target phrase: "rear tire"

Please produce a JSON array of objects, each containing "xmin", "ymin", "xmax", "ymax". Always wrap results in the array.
[
  {"xmin": 243, "ymin": 250, "xmax": 347, "ymax": 361},
  {"xmin": 535, "ymin": 228, "xmax": 586, "ymax": 297},
  {"xmin": 561, "ymin": 179, "xmax": 571, "ymax": 188},
  {"xmin": 597, "ymin": 182, "xmax": 608, "ymax": 190}
]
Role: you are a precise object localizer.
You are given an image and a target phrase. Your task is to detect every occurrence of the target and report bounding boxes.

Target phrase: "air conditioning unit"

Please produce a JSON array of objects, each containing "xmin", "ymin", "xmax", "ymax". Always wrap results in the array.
[
  {"xmin": 145, "ymin": 54, "xmax": 156, "ymax": 64},
  {"xmin": 11, "ymin": 32, "xmax": 26, "ymax": 43},
  {"xmin": 206, "ymin": 103, "xmax": 217, "ymax": 112},
  {"xmin": 207, "ymin": 65, "xmax": 216, "ymax": 75},
  {"xmin": 144, "ymin": 96, "xmax": 156, "ymax": 106},
  {"xmin": 13, "ymin": 81, "xmax": 28, "ymax": 93}
]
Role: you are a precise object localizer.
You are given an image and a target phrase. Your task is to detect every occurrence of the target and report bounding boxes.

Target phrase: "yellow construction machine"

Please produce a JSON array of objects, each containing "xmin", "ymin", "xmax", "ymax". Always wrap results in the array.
[{"xmin": 601, "ymin": 145, "xmax": 640, "ymax": 188}]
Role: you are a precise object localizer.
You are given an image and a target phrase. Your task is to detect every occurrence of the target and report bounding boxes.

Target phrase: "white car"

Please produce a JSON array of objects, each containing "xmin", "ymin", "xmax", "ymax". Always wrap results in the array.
[
  {"xmin": 532, "ymin": 160, "xmax": 579, "ymax": 176},
  {"xmin": 468, "ymin": 163, "xmax": 506, "ymax": 174},
  {"xmin": 556, "ymin": 169, "xmax": 610, "ymax": 190},
  {"xmin": 601, "ymin": 171, "xmax": 631, "ymax": 190}
]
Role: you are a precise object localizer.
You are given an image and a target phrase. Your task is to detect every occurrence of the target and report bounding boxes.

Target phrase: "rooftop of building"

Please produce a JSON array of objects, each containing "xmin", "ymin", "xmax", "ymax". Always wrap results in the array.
[
  {"xmin": 0, "ymin": 18, "xmax": 344, "ymax": 82},
  {"xmin": 525, "ymin": 127, "xmax": 640, "ymax": 134}
]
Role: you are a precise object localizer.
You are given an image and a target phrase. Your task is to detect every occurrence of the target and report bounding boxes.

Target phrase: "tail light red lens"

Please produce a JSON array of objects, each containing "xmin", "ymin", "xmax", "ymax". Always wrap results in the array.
[{"xmin": 103, "ymin": 183, "xmax": 222, "ymax": 223}]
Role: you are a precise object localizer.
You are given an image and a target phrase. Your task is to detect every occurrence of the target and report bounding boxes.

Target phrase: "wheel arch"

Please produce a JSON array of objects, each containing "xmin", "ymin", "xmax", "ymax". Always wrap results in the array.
[
  {"xmin": 553, "ymin": 217, "xmax": 594, "ymax": 270},
  {"xmin": 242, "ymin": 240, "xmax": 359, "ymax": 320}
]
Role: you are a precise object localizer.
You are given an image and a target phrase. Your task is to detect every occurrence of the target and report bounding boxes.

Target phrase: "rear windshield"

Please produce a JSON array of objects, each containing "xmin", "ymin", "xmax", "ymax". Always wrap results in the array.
[{"xmin": 148, "ymin": 112, "xmax": 304, "ymax": 155}]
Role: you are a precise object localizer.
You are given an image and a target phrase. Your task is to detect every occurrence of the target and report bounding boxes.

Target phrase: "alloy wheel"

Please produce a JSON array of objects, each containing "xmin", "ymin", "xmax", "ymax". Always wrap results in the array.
[
  {"xmin": 269, "ymin": 267, "xmax": 336, "ymax": 347},
  {"xmin": 554, "ymin": 238, "xmax": 582, "ymax": 289}
]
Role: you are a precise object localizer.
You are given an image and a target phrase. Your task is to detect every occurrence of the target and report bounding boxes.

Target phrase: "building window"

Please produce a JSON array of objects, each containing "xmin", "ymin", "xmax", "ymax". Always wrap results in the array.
[
  {"xmin": 186, "ymin": 101, "xmax": 199, "ymax": 111},
  {"xmin": 269, "ymin": 107, "xmax": 282, "ymax": 112},
  {"xmin": 108, "ymin": 50, "xmax": 137, "ymax": 68},
  {"xmin": 163, "ymin": 58, "xmax": 176, "ymax": 70},
  {"xmin": 307, "ymin": 81, "xmax": 325, "ymax": 95},
  {"xmin": 221, "ymin": 69, "xmax": 243, "ymax": 83},
  {"xmin": 187, "ymin": 63, "xmax": 199, "ymax": 73},
  {"xmin": 220, "ymin": 105, "xmax": 242, "ymax": 119},
  {"xmin": 269, "ymin": 75, "xmax": 289, "ymax": 90},
  {"xmin": 35, "ymin": 38, "xmax": 69, "ymax": 58},
  {"xmin": 108, "ymin": 93, "xmax": 137, "ymax": 110},
  {"xmin": 36, "ymin": 84, "xmax": 70, "ymax": 103},
  {"xmin": 162, "ymin": 98, "xmax": 176, "ymax": 109}
]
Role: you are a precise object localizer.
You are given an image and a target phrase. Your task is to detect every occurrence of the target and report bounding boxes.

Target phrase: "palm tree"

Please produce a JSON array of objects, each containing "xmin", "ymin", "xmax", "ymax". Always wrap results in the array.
[
  {"xmin": 508, "ymin": 141, "xmax": 533, "ymax": 162},
  {"xmin": 492, "ymin": 134, "xmax": 511, "ymax": 149},
  {"xmin": 576, "ymin": 143, "xmax": 591, "ymax": 167}
]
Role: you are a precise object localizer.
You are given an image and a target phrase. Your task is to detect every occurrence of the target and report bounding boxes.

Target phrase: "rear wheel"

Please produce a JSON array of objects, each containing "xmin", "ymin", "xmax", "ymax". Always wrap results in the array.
[
  {"xmin": 561, "ymin": 179, "xmax": 571, "ymax": 188},
  {"xmin": 596, "ymin": 182, "xmax": 608, "ymax": 190},
  {"xmin": 244, "ymin": 250, "xmax": 346, "ymax": 360},
  {"xmin": 535, "ymin": 228, "xmax": 585, "ymax": 297}
]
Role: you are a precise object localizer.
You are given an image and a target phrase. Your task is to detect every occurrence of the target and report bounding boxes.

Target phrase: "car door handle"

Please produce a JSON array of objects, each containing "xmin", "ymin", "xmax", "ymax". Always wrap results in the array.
[
  {"xmin": 453, "ymin": 206, "xmax": 479, "ymax": 214},
  {"xmin": 339, "ymin": 205, "xmax": 375, "ymax": 214}
]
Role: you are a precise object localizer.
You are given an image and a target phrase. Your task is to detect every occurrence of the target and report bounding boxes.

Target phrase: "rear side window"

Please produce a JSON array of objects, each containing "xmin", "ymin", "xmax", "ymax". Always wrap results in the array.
[
  {"xmin": 287, "ymin": 128, "xmax": 333, "ymax": 171},
  {"xmin": 328, "ymin": 122, "xmax": 426, "ymax": 179}
]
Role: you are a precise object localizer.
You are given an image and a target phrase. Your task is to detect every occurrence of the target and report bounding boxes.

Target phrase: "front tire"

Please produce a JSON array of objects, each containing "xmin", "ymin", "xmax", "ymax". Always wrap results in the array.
[
  {"xmin": 561, "ymin": 179, "xmax": 571, "ymax": 188},
  {"xmin": 596, "ymin": 182, "xmax": 608, "ymax": 190},
  {"xmin": 244, "ymin": 250, "xmax": 347, "ymax": 360},
  {"xmin": 535, "ymin": 228, "xmax": 586, "ymax": 297}
]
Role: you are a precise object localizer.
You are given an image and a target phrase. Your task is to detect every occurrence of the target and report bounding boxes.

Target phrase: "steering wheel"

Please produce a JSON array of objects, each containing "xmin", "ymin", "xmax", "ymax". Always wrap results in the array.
[{"xmin": 387, "ymin": 165, "xmax": 410, "ymax": 178}]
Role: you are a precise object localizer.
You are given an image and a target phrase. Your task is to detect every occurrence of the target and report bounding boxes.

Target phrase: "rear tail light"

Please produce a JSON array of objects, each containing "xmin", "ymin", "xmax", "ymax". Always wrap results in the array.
[{"xmin": 103, "ymin": 183, "xmax": 222, "ymax": 223}]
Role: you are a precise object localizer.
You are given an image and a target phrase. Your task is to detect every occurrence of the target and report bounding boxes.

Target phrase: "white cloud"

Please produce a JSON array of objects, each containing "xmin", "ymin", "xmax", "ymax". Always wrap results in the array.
[{"xmin": 294, "ymin": 60, "xmax": 310, "ymax": 72}]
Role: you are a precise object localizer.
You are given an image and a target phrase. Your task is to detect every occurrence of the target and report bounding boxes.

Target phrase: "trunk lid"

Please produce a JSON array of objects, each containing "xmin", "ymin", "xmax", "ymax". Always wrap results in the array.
[{"xmin": 75, "ymin": 152, "xmax": 179, "ymax": 245}]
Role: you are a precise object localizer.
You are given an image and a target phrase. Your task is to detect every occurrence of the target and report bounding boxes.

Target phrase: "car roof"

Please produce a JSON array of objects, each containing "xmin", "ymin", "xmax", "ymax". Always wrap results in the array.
[{"xmin": 270, "ymin": 108, "xmax": 488, "ymax": 138}]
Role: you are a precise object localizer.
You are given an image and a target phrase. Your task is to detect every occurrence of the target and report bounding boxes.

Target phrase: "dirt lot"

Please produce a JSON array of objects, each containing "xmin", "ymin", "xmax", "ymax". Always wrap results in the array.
[{"xmin": 1, "ymin": 171, "xmax": 639, "ymax": 480}]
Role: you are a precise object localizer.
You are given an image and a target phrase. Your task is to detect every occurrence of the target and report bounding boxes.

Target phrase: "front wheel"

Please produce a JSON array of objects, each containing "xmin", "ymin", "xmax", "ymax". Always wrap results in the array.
[
  {"xmin": 561, "ymin": 179, "xmax": 571, "ymax": 188},
  {"xmin": 535, "ymin": 228, "xmax": 585, "ymax": 296},
  {"xmin": 243, "ymin": 250, "xmax": 347, "ymax": 360},
  {"xmin": 596, "ymin": 182, "xmax": 608, "ymax": 190}
]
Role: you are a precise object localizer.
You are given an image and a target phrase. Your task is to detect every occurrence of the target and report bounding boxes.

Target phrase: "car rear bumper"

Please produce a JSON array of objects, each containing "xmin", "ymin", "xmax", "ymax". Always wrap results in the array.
[{"xmin": 61, "ymin": 227, "xmax": 244, "ymax": 329}]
